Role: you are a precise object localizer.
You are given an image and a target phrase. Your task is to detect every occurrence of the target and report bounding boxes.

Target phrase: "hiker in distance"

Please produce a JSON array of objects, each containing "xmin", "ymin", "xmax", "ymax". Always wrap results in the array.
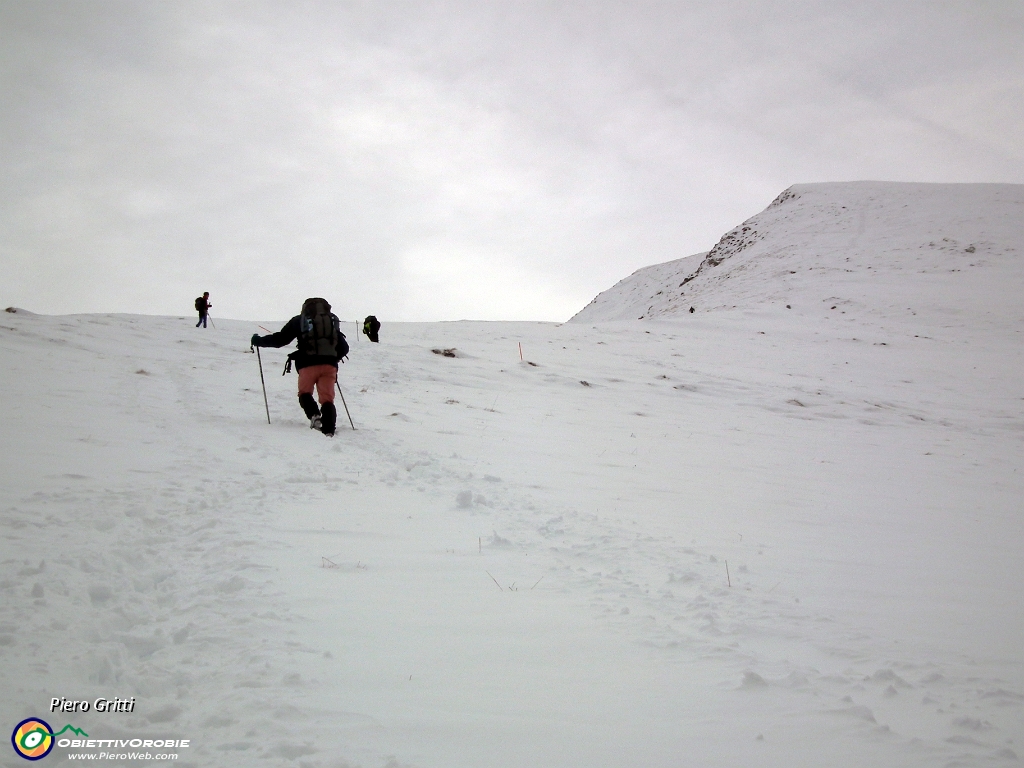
[
  {"xmin": 250, "ymin": 298, "xmax": 349, "ymax": 437},
  {"xmin": 195, "ymin": 292, "xmax": 211, "ymax": 327},
  {"xmin": 362, "ymin": 315, "xmax": 380, "ymax": 343}
]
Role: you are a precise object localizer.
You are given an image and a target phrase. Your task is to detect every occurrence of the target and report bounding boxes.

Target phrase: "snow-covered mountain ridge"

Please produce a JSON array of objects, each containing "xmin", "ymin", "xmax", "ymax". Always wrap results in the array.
[{"xmin": 571, "ymin": 182, "xmax": 1024, "ymax": 324}]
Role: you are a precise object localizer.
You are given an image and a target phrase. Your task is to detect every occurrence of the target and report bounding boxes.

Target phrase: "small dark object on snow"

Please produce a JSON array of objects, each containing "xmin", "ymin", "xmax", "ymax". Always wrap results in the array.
[
  {"xmin": 580, "ymin": 380, "xmax": 591, "ymax": 387},
  {"xmin": 689, "ymin": 306, "xmax": 695, "ymax": 313},
  {"xmin": 5, "ymin": 307, "xmax": 16, "ymax": 313},
  {"xmin": 786, "ymin": 305, "xmax": 792, "ymax": 309},
  {"xmin": 432, "ymin": 348, "xmax": 457, "ymax": 358},
  {"xmin": 362, "ymin": 315, "xmax": 381, "ymax": 343}
]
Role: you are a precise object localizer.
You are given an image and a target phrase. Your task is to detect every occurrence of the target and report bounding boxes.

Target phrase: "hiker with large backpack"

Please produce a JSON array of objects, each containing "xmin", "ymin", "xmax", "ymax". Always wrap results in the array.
[
  {"xmin": 362, "ymin": 315, "xmax": 381, "ymax": 343},
  {"xmin": 250, "ymin": 298, "xmax": 349, "ymax": 436},
  {"xmin": 195, "ymin": 292, "xmax": 211, "ymax": 328}
]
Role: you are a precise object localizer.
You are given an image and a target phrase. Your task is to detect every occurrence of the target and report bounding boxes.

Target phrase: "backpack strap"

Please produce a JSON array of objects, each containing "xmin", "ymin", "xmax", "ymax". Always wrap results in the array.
[{"xmin": 283, "ymin": 352, "xmax": 299, "ymax": 375}]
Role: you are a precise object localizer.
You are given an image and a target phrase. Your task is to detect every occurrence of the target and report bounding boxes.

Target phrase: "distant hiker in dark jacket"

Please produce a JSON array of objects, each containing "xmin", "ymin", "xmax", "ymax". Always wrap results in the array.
[
  {"xmin": 251, "ymin": 298, "xmax": 349, "ymax": 436},
  {"xmin": 362, "ymin": 315, "xmax": 380, "ymax": 343},
  {"xmin": 195, "ymin": 292, "xmax": 211, "ymax": 328}
]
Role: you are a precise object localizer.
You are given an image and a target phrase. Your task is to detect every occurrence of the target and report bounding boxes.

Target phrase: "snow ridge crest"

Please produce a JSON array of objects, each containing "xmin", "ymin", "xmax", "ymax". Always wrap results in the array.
[{"xmin": 570, "ymin": 181, "xmax": 1023, "ymax": 324}]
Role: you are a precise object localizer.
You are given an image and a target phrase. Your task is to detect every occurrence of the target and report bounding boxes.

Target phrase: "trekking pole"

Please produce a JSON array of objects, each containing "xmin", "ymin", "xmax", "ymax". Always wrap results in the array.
[
  {"xmin": 336, "ymin": 381, "xmax": 355, "ymax": 430},
  {"xmin": 255, "ymin": 346, "xmax": 271, "ymax": 424},
  {"xmin": 207, "ymin": 313, "xmax": 216, "ymax": 329}
]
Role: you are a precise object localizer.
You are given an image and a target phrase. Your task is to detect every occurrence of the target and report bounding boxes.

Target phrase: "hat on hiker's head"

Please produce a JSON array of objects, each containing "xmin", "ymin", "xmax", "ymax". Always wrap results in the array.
[
  {"xmin": 203, "ymin": 292, "xmax": 209, "ymax": 297},
  {"xmin": 302, "ymin": 297, "xmax": 331, "ymax": 317}
]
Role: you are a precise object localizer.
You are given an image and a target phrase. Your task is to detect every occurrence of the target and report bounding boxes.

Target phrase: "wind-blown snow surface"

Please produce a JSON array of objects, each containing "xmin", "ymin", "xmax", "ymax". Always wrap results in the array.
[{"xmin": 2, "ymin": 184, "xmax": 1023, "ymax": 766}]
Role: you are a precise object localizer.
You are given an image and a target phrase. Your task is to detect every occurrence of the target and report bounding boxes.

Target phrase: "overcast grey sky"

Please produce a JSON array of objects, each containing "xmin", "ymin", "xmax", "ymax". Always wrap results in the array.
[{"xmin": 2, "ymin": 1, "xmax": 1022, "ymax": 322}]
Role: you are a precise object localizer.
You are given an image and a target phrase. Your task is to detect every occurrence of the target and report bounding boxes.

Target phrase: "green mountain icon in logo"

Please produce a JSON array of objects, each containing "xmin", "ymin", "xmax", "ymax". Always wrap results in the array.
[{"xmin": 53, "ymin": 724, "xmax": 89, "ymax": 738}]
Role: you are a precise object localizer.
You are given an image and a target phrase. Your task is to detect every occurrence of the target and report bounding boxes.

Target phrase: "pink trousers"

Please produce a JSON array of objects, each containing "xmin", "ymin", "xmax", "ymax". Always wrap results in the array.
[{"xmin": 297, "ymin": 364, "xmax": 336, "ymax": 404}]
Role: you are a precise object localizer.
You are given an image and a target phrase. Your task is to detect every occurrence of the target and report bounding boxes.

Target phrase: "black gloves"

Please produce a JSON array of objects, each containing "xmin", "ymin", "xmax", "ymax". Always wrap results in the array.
[{"xmin": 250, "ymin": 333, "xmax": 261, "ymax": 348}]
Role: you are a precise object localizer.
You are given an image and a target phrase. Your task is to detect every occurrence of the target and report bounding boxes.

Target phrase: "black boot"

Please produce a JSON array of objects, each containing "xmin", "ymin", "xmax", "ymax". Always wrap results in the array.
[
  {"xmin": 320, "ymin": 402, "xmax": 337, "ymax": 436},
  {"xmin": 298, "ymin": 393, "xmax": 321, "ymax": 429}
]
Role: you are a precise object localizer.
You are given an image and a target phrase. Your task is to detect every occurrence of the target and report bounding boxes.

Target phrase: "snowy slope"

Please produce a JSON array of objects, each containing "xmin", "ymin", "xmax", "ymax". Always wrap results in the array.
[
  {"xmin": 571, "ymin": 182, "xmax": 1024, "ymax": 326},
  {"xmin": 1, "ymin": 312, "xmax": 1021, "ymax": 768},
  {"xmin": 1, "ymin": 184, "xmax": 1023, "ymax": 768}
]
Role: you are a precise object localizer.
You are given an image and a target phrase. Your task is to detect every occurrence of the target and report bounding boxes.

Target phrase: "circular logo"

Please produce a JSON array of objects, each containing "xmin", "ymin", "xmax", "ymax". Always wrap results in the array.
[{"xmin": 11, "ymin": 718, "xmax": 54, "ymax": 761}]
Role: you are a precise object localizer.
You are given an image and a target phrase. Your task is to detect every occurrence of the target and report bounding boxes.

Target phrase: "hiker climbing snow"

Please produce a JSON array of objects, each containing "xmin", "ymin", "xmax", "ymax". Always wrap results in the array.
[
  {"xmin": 250, "ymin": 298, "xmax": 349, "ymax": 436},
  {"xmin": 195, "ymin": 292, "xmax": 211, "ymax": 328},
  {"xmin": 362, "ymin": 315, "xmax": 381, "ymax": 343}
]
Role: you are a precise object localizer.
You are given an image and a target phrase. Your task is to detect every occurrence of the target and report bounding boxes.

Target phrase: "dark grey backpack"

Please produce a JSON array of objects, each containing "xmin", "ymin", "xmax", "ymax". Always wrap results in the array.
[{"xmin": 298, "ymin": 298, "xmax": 340, "ymax": 357}]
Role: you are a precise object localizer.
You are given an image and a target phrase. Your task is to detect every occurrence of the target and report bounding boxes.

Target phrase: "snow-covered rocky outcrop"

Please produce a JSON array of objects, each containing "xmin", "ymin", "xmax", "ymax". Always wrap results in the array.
[{"xmin": 571, "ymin": 182, "xmax": 1024, "ymax": 324}]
